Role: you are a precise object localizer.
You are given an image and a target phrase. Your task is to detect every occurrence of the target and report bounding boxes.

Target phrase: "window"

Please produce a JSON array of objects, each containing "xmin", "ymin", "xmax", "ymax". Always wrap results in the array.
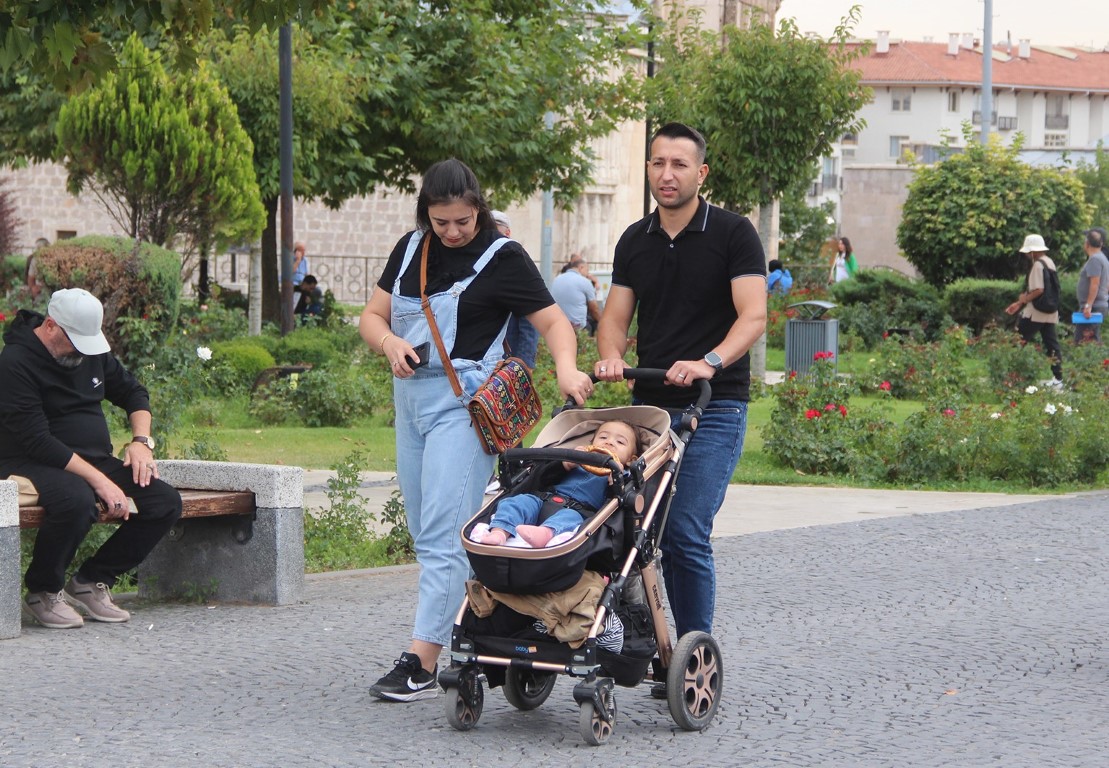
[
  {"xmin": 841, "ymin": 132, "xmax": 858, "ymax": 146},
  {"xmin": 56, "ymin": 230, "xmax": 76, "ymax": 240},
  {"xmin": 1044, "ymin": 132, "xmax": 1067, "ymax": 148},
  {"xmin": 892, "ymin": 88, "xmax": 912, "ymax": 112},
  {"xmin": 889, "ymin": 135, "xmax": 909, "ymax": 158},
  {"xmin": 948, "ymin": 91, "xmax": 960, "ymax": 112}
]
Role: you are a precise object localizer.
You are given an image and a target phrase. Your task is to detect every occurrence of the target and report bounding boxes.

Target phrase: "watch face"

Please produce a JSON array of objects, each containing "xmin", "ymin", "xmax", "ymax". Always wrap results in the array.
[{"xmin": 705, "ymin": 352, "xmax": 723, "ymax": 370}]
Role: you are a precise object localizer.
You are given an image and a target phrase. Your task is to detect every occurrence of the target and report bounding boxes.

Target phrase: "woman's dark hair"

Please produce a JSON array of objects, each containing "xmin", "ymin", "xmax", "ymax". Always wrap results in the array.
[
  {"xmin": 839, "ymin": 236, "xmax": 853, "ymax": 256},
  {"xmin": 768, "ymin": 259, "xmax": 783, "ymax": 272},
  {"xmin": 415, "ymin": 158, "xmax": 496, "ymax": 232}
]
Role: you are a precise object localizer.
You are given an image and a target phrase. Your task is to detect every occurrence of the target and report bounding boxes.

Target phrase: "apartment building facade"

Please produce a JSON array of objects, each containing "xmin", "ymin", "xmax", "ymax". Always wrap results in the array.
[{"xmin": 814, "ymin": 32, "xmax": 1109, "ymax": 273}]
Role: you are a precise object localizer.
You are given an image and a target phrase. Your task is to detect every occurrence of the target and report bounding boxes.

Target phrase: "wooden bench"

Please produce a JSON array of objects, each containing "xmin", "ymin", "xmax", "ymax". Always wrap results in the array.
[
  {"xmin": 18, "ymin": 489, "xmax": 256, "ymax": 529},
  {"xmin": 1, "ymin": 461, "xmax": 305, "ymax": 640}
]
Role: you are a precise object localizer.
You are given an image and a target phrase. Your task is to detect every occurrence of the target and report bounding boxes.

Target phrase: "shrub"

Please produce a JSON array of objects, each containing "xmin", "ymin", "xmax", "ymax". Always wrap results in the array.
[
  {"xmin": 533, "ymin": 333, "xmax": 633, "ymax": 411},
  {"xmin": 828, "ymin": 270, "xmax": 950, "ymax": 346},
  {"xmin": 763, "ymin": 354, "xmax": 893, "ymax": 474},
  {"xmin": 177, "ymin": 302, "xmax": 248, "ymax": 343},
  {"xmin": 250, "ymin": 364, "xmax": 378, "ymax": 427},
  {"xmin": 862, "ymin": 326, "xmax": 974, "ymax": 400},
  {"xmin": 274, "ymin": 328, "xmax": 344, "ymax": 367},
  {"xmin": 211, "ymin": 339, "xmax": 276, "ymax": 390},
  {"xmin": 0, "ymin": 255, "xmax": 26, "ymax": 296},
  {"xmin": 974, "ymin": 324, "xmax": 1052, "ymax": 394},
  {"xmin": 942, "ymin": 278, "xmax": 1019, "ymax": 335},
  {"xmin": 31, "ymin": 235, "xmax": 181, "ymax": 360}
]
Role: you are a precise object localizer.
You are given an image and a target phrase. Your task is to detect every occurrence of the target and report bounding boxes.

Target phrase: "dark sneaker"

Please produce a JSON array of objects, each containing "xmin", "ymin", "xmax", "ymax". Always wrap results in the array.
[
  {"xmin": 64, "ymin": 576, "xmax": 130, "ymax": 623},
  {"xmin": 649, "ymin": 682, "xmax": 667, "ymax": 700},
  {"xmin": 369, "ymin": 652, "xmax": 438, "ymax": 702},
  {"xmin": 23, "ymin": 591, "xmax": 84, "ymax": 629}
]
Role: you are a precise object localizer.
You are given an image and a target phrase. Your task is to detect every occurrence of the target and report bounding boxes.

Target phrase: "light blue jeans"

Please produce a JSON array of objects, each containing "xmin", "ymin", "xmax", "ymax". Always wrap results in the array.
[
  {"xmin": 394, "ymin": 371, "xmax": 495, "ymax": 647},
  {"xmin": 659, "ymin": 401, "xmax": 748, "ymax": 638}
]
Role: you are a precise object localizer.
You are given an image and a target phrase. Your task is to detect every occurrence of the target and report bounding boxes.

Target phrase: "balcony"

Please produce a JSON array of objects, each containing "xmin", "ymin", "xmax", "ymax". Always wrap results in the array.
[
  {"xmin": 972, "ymin": 110, "xmax": 997, "ymax": 126},
  {"xmin": 997, "ymin": 116, "xmax": 1018, "ymax": 131},
  {"xmin": 1045, "ymin": 114, "xmax": 1069, "ymax": 129}
]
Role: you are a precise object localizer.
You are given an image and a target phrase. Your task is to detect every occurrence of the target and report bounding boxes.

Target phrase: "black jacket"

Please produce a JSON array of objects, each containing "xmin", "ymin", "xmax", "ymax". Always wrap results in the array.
[{"xmin": 0, "ymin": 310, "xmax": 150, "ymax": 468}]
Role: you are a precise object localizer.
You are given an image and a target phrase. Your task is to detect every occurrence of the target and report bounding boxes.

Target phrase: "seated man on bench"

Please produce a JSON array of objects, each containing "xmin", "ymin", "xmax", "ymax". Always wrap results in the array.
[{"xmin": 0, "ymin": 289, "xmax": 182, "ymax": 629}]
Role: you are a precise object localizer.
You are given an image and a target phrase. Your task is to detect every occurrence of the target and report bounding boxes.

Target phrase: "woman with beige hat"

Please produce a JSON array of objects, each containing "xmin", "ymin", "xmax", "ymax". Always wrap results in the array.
[{"xmin": 1005, "ymin": 233, "xmax": 1063, "ymax": 388}]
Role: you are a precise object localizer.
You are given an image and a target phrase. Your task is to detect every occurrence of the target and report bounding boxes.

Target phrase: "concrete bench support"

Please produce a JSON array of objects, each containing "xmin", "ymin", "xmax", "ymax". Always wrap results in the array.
[
  {"xmin": 142, "ymin": 461, "xmax": 304, "ymax": 606},
  {"xmin": 1, "ymin": 481, "xmax": 20, "ymax": 640}
]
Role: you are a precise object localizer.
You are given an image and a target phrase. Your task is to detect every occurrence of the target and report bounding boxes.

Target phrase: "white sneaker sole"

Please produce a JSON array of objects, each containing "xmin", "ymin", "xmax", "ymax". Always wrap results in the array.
[{"xmin": 370, "ymin": 685, "xmax": 439, "ymax": 702}]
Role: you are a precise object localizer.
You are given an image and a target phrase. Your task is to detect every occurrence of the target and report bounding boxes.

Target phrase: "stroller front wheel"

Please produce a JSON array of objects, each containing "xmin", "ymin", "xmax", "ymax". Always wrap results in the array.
[
  {"xmin": 578, "ymin": 685, "xmax": 617, "ymax": 746},
  {"xmin": 443, "ymin": 666, "xmax": 484, "ymax": 731},
  {"xmin": 666, "ymin": 631, "xmax": 723, "ymax": 731}
]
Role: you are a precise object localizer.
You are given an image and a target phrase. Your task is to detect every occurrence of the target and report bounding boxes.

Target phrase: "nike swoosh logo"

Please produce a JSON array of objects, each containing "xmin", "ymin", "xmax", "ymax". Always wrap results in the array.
[{"xmin": 407, "ymin": 678, "xmax": 429, "ymax": 690}]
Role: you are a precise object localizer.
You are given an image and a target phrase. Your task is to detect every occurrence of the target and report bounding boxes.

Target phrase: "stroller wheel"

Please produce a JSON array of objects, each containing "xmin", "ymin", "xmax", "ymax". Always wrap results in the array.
[
  {"xmin": 667, "ymin": 631, "xmax": 723, "ymax": 731},
  {"xmin": 503, "ymin": 667, "xmax": 556, "ymax": 711},
  {"xmin": 578, "ymin": 686, "xmax": 617, "ymax": 746},
  {"xmin": 444, "ymin": 667, "xmax": 484, "ymax": 732}
]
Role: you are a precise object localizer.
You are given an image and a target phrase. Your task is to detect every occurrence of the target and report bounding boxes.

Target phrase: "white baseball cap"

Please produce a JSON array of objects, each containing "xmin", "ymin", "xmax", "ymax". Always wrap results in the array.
[
  {"xmin": 491, "ymin": 210, "xmax": 511, "ymax": 229},
  {"xmin": 47, "ymin": 288, "xmax": 111, "ymax": 355}
]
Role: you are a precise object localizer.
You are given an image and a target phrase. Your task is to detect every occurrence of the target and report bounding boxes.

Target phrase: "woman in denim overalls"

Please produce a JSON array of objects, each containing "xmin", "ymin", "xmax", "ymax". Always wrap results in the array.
[{"xmin": 359, "ymin": 159, "xmax": 593, "ymax": 702}]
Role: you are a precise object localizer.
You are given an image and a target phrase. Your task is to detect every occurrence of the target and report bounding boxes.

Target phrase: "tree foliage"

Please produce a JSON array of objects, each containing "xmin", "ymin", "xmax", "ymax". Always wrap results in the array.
[
  {"xmin": 1074, "ymin": 142, "xmax": 1109, "ymax": 229},
  {"xmin": 897, "ymin": 126, "xmax": 1090, "ymax": 287},
  {"xmin": 206, "ymin": 1, "xmax": 649, "ymax": 323},
  {"xmin": 647, "ymin": 5, "xmax": 870, "ymax": 211},
  {"xmin": 55, "ymin": 35, "xmax": 265, "ymax": 252},
  {"xmin": 0, "ymin": 0, "xmax": 332, "ymax": 90}
]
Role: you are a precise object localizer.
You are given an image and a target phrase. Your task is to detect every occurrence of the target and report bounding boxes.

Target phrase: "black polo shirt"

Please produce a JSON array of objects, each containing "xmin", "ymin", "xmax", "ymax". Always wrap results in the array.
[{"xmin": 611, "ymin": 197, "xmax": 765, "ymax": 407}]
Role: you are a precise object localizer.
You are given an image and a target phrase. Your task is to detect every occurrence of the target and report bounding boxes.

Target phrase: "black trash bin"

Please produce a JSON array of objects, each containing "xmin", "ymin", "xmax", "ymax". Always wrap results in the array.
[{"xmin": 785, "ymin": 301, "xmax": 838, "ymax": 376}]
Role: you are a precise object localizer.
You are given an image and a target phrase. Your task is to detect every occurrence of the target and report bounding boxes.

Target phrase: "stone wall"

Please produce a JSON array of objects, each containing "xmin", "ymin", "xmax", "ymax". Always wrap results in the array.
[{"xmin": 840, "ymin": 165, "xmax": 917, "ymax": 276}]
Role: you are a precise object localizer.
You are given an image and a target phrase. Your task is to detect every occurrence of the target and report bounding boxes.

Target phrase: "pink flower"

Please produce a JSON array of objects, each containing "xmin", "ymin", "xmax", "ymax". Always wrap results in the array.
[
  {"xmin": 0, "ymin": 312, "xmax": 6, "ymax": 322},
  {"xmin": 805, "ymin": 409, "xmax": 820, "ymax": 420},
  {"xmin": 943, "ymin": 408, "xmax": 956, "ymax": 417},
  {"xmin": 839, "ymin": 405, "xmax": 848, "ymax": 417},
  {"xmin": 879, "ymin": 381, "xmax": 891, "ymax": 391},
  {"xmin": 825, "ymin": 403, "xmax": 836, "ymax": 411}
]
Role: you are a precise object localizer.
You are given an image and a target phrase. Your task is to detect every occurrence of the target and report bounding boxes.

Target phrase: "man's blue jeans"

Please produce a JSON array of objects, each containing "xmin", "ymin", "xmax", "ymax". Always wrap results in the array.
[{"xmin": 660, "ymin": 400, "xmax": 748, "ymax": 638}]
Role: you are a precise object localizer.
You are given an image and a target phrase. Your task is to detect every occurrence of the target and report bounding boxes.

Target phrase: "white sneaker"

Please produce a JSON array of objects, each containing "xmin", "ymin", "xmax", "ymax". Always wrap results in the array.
[{"xmin": 1043, "ymin": 378, "xmax": 1064, "ymax": 391}]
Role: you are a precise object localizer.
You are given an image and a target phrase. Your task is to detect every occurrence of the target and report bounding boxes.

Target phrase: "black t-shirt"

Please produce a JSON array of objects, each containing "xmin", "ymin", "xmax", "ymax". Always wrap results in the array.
[
  {"xmin": 612, "ymin": 198, "xmax": 766, "ymax": 407},
  {"xmin": 377, "ymin": 229, "xmax": 553, "ymax": 360}
]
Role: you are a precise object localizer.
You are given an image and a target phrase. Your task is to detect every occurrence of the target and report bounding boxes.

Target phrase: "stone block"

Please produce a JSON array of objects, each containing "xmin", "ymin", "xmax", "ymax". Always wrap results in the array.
[{"xmin": 0, "ymin": 480, "xmax": 22, "ymax": 640}]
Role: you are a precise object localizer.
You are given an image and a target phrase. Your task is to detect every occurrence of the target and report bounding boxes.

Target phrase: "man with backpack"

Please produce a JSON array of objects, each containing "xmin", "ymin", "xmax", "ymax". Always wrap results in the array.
[{"xmin": 1004, "ymin": 233, "xmax": 1062, "ymax": 388}]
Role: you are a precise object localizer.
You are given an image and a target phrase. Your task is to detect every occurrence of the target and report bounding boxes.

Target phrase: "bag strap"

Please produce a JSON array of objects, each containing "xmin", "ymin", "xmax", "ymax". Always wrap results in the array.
[{"xmin": 419, "ymin": 235, "xmax": 466, "ymax": 398}]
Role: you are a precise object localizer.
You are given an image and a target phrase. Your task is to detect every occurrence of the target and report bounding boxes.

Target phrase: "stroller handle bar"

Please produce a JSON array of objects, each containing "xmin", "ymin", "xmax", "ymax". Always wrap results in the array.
[{"xmin": 564, "ymin": 367, "xmax": 712, "ymax": 412}]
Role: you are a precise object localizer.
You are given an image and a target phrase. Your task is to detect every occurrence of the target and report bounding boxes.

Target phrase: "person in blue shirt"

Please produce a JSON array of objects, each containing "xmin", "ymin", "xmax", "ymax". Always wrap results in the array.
[
  {"xmin": 477, "ymin": 420, "xmax": 640, "ymax": 547},
  {"xmin": 766, "ymin": 259, "xmax": 793, "ymax": 295}
]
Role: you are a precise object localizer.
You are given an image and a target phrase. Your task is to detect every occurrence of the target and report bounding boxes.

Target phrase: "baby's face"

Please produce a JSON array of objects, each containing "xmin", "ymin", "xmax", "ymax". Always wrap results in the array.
[{"xmin": 592, "ymin": 422, "xmax": 637, "ymax": 465}]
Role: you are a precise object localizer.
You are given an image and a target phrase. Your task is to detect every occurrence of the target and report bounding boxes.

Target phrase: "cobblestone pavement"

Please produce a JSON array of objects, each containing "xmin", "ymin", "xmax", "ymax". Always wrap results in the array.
[{"xmin": 3, "ymin": 494, "xmax": 1107, "ymax": 767}]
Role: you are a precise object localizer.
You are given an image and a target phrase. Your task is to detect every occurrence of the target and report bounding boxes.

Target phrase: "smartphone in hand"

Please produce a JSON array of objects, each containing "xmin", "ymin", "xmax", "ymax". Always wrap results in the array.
[{"xmin": 406, "ymin": 341, "xmax": 431, "ymax": 369}]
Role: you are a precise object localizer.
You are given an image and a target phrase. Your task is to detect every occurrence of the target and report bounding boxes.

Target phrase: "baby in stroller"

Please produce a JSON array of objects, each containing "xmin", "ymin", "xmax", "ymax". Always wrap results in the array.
[{"xmin": 475, "ymin": 420, "xmax": 641, "ymax": 548}]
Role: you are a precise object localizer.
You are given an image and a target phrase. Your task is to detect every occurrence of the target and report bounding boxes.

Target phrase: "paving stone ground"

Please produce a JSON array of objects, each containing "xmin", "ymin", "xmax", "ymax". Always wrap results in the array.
[{"xmin": 2, "ymin": 494, "xmax": 1107, "ymax": 767}]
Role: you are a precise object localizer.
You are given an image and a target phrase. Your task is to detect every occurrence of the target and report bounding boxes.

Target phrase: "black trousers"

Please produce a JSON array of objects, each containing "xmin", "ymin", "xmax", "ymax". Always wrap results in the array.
[
  {"xmin": 1018, "ymin": 317, "xmax": 1063, "ymax": 380},
  {"xmin": 3, "ymin": 456, "xmax": 182, "ymax": 593}
]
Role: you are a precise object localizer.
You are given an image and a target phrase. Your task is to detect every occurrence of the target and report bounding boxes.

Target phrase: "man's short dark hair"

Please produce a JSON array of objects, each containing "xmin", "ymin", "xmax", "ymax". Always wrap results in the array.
[
  {"xmin": 302, "ymin": 275, "xmax": 318, "ymax": 286},
  {"xmin": 650, "ymin": 122, "xmax": 707, "ymax": 163},
  {"xmin": 1087, "ymin": 228, "xmax": 1106, "ymax": 250}
]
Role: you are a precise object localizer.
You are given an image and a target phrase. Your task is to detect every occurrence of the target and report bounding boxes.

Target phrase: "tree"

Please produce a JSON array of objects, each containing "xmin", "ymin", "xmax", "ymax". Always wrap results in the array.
[
  {"xmin": 207, "ymin": 1, "xmax": 649, "ymax": 324},
  {"xmin": 778, "ymin": 173, "xmax": 836, "ymax": 267},
  {"xmin": 55, "ymin": 35, "xmax": 265, "ymax": 255},
  {"xmin": 1075, "ymin": 142, "xmax": 1109, "ymax": 230},
  {"xmin": 204, "ymin": 23, "xmax": 369, "ymax": 324},
  {"xmin": 897, "ymin": 127, "xmax": 1089, "ymax": 287},
  {"xmin": 647, "ymin": 4, "xmax": 870, "ymax": 374},
  {"xmin": 0, "ymin": 1, "xmax": 331, "ymax": 90}
]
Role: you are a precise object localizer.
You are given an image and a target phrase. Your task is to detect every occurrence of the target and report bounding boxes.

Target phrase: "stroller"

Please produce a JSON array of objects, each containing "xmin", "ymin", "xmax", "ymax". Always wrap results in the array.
[{"xmin": 439, "ymin": 369, "xmax": 723, "ymax": 745}]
